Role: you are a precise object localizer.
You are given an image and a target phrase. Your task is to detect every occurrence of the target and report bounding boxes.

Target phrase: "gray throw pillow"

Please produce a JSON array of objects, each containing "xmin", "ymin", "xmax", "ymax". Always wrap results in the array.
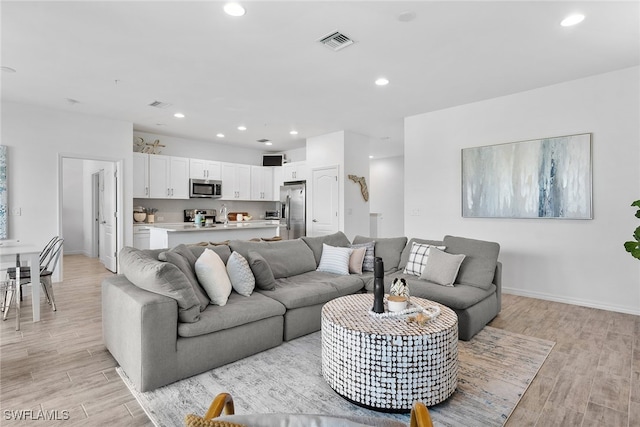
[
  {"xmin": 352, "ymin": 236, "xmax": 408, "ymax": 272},
  {"xmin": 159, "ymin": 244, "xmax": 209, "ymax": 310},
  {"xmin": 248, "ymin": 251, "xmax": 277, "ymax": 290},
  {"xmin": 227, "ymin": 251, "xmax": 255, "ymax": 297},
  {"xmin": 120, "ymin": 247, "xmax": 201, "ymax": 323},
  {"xmin": 188, "ymin": 244, "xmax": 232, "ymax": 264},
  {"xmin": 420, "ymin": 247, "xmax": 465, "ymax": 287},
  {"xmin": 350, "ymin": 241, "xmax": 375, "ymax": 272}
]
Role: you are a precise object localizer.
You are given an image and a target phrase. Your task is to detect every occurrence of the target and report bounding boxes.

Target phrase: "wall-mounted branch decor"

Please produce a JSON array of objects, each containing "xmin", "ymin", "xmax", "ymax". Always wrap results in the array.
[
  {"xmin": 462, "ymin": 133, "xmax": 592, "ymax": 219},
  {"xmin": 348, "ymin": 174, "xmax": 369, "ymax": 202}
]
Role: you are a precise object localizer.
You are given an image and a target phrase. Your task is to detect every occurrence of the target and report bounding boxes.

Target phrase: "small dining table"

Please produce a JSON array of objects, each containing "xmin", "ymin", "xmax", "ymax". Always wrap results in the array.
[{"xmin": 0, "ymin": 241, "xmax": 41, "ymax": 330}]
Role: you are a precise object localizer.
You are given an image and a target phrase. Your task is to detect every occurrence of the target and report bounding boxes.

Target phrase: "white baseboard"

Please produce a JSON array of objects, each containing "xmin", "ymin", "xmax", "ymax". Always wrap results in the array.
[{"xmin": 502, "ymin": 287, "xmax": 640, "ymax": 316}]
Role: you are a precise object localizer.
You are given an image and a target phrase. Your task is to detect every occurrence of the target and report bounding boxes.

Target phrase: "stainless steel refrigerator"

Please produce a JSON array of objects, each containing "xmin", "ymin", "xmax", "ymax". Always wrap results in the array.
[{"xmin": 279, "ymin": 181, "xmax": 306, "ymax": 240}]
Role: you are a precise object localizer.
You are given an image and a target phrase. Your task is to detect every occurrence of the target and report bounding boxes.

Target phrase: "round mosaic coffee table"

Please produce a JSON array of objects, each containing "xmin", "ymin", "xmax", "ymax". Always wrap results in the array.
[{"xmin": 321, "ymin": 293, "xmax": 458, "ymax": 412}]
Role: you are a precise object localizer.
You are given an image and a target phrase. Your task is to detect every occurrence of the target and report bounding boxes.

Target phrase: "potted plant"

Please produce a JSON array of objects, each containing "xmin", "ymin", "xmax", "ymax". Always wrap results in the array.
[{"xmin": 623, "ymin": 200, "xmax": 640, "ymax": 260}]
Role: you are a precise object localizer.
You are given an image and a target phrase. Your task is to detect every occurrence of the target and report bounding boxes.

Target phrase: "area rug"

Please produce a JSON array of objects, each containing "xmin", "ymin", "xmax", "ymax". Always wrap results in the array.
[{"xmin": 118, "ymin": 326, "xmax": 554, "ymax": 427}]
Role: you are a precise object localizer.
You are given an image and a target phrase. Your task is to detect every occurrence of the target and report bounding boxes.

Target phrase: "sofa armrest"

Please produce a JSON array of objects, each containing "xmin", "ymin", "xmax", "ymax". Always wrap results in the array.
[
  {"xmin": 493, "ymin": 261, "xmax": 502, "ymax": 312},
  {"xmin": 102, "ymin": 274, "xmax": 179, "ymax": 391}
]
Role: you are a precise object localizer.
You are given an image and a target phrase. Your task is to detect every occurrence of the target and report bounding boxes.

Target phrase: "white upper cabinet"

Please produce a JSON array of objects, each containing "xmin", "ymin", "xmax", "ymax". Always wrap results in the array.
[
  {"xmin": 251, "ymin": 166, "xmax": 275, "ymax": 201},
  {"xmin": 221, "ymin": 163, "xmax": 251, "ymax": 200},
  {"xmin": 133, "ymin": 152, "xmax": 150, "ymax": 198},
  {"xmin": 149, "ymin": 155, "xmax": 189, "ymax": 199},
  {"xmin": 189, "ymin": 159, "xmax": 221, "ymax": 180},
  {"xmin": 283, "ymin": 161, "xmax": 307, "ymax": 182}
]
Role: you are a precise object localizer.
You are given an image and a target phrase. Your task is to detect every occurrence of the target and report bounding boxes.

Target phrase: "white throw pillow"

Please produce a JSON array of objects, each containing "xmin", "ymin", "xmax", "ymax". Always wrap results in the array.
[
  {"xmin": 420, "ymin": 247, "xmax": 466, "ymax": 287},
  {"xmin": 195, "ymin": 248, "xmax": 232, "ymax": 306},
  {"xmin": 226, "ymin": 251, "xmax": 255, "ymax": 297},
  {"xmin": 317, "ymin": 243, "xmax": 353, "ymax": 276},
  {"xmin": 403, "ymin": 242, "xmax": 446, "ymax": 276}
]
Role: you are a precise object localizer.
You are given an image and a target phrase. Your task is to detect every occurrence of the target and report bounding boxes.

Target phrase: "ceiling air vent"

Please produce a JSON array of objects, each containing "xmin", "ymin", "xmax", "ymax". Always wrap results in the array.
[
  {"xmin": 318, "ymin": 31, "xmax": 354, "ymax": 51},
  {"xmin": 148, "ymin": 100, "xmax": 171, "ymax": 109},
  {"xmin": 257, "ymin": 139, "xmax": 270, "ymax": 143}
]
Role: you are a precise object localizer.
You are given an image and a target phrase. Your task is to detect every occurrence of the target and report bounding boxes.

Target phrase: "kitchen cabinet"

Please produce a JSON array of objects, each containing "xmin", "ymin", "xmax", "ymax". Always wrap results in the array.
[
  {"xmin": 149, "ymin": 155, "xmax": 190, "ymax": 199},
  {"xmin": 272, "ymin": 166, "xmax": 283, "ymax": 198},
  {"xmin": 133, "ymin": 152, "xmax": 150, "ymax": 198},
  {"xmin": 133, "ymin": 226, "xmax": 150, "ymax": 250},
  {"xmin": 283, "ymin": 161, "xmax": 306, "ymax": 182},
  {"xmin": 221, "ymin": 163, "xmax": 251, "ymax": 200},
  {"xmin": 189, "ymin": 159, "xmax": 221, "ymax": 180},
  {"xmin": 251, "ymin": 166, "xmax": 275, "ymax": 201}
]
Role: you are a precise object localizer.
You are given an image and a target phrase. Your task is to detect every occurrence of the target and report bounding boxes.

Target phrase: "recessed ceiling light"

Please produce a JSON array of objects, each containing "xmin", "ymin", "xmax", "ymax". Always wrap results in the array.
[
  {"xmin": 1, "ymin": 66, "xmax": 16, "ymax": 73},
  {"xmin": 369, "ymin": 155, "xmax": 374, "ymax": 159},
  {"xmin": 560, "ymin": 14, "xmax": 585, "ymax": 27},
  {"xmin": 216, "ymin": 133, "xmax": 225, "ymax": 138},
  {"xmin": 289, "ymin": 130, "xmax": 298, "ymax": 135},
  {"xmin": 375, "ymin": 77, "xmax": 389, "ymax": 86},
  {"xmin": 224, "ymin": 2, "xmax": 246, "ymax": 17},
  {"xmin": 174, "ymin": 113, "xmax": 185, "ymax": 118},
  {"xmin": 265, "ymin": 142, "xmax": 273, "ymax": 146},
  {"xmin": 237, "ymin": 126, "xmax": 247, "ymax": 131}
]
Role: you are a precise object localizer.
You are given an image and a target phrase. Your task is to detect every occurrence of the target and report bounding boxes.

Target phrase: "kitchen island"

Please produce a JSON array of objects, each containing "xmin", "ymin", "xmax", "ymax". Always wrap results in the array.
[{"xmin": 148, "ymin": 221, "xmax": 280, "ymax": 249}]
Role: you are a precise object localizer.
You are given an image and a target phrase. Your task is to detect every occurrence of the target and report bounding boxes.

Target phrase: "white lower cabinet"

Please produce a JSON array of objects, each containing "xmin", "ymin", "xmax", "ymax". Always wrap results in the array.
[{"xmin": 133, "ymin": 227, "xmax": 150, "ymax": 250}]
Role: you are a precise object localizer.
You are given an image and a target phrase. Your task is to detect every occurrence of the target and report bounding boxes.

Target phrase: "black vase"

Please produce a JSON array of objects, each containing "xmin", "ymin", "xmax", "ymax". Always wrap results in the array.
[{"xmin": 373, "ymin": 257, "xmax": 385, "ymax": 313}]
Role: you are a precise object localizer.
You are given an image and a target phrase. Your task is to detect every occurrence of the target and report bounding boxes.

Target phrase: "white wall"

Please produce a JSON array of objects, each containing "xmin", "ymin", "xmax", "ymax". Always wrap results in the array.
[
  {"xmin": 405, "ymin": 66, "xmax": 640, "ymax": 315},
  {"xmin": 343, "ymin": 132, "xmax": 370, "ymax": 239},
  {"xmin": 134, "ymin": 131, "xmax": 270, "ymax": 165},
  {"xmin": 62, "ymin": 159, "xmax": 85, "ymax": 254},
  {"xmin": 370, "ymin": 156, "xmax": 404, "ymax": 237},
  {"xmin": 2, "ymin": 102, "xmax": 133, "ymax": 260}
]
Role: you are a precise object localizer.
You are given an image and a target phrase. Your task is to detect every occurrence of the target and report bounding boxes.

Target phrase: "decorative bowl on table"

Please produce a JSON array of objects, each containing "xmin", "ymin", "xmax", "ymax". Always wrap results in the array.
[{"xmin": 133, "ymin": 212, "xmax": 147, "ymax": 223}]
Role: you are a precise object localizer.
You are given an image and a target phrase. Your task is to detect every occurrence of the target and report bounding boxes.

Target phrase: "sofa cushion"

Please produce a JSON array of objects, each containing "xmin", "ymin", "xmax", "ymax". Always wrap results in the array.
[
  {"xmin": 317, "ymin": 244, "xmax": 353, "ymax": 275},
  {"xmin": 376, "ymin": 271, "xmax": 496, "ymax": 310},
  {"xmin": 256, "ymin": 272, "xmax": 341, "ymax": 309},
  {"xmin": 178, "ymin": 291, "xmax": 286, "ymax": 338},
  {"xmin": 195, "ymin": 249, "xmax": 232, "ymax": 306},
  {"xmin": 352, "ymin": 236, "xmax": 407, "ymax": 272},
  {"xmin": 403, "ymin": 242, "xmax": 446, "ymax": 276},
  {"xmin": 350, "ymin": 241, "xmax": 375, "ymax": 272},
  {"xmin": 443, "ymin": 235, "xmax": 500, "ymax": 290},
  {"xmin": 349, "ymin": 246, "xmax": 367, "ymax": 274},
  {"xmin": 398, "ymin": 238, "xmax": 445, "ymax": 270},
  {"xmin": 226, "ymin": 251, "xmax": 255, "ymax": 297},
  {"xmin": 158, "ymin": 244, "xmax": 209, "ymax": 311},
  {"xmin": 420, "ymin": 247, "xmax": 465, "ymax": 287},
  {"xmin": 188, "ymin": 244, "xmax": 232, "ymax": 265},
  {"xmin": 119, "ymin": 247, "xmax": 201, "ymax": 323},
  {"xmin": 229, "ymin": 239, "xmax": 317, "ymax": 278},
  {"xmin": 248, "ymin": 251, "xmax": 277, "ymax": 290},
  {"xmin": 301, "ymin": 231, "xmax": 351, "ymax": 266}
]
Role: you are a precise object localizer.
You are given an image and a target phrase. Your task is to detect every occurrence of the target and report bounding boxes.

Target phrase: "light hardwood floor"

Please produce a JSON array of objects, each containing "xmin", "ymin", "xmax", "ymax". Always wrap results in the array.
[{"xmin": 0, "ymin": 254, "xmax": 638, "ymax": 426}]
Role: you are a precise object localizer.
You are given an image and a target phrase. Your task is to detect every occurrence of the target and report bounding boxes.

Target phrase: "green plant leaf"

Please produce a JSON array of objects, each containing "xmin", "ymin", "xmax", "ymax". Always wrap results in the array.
[
  {"xmin": 631, "ymin": 200, "xmax": 640, "ymax": 208},
  {"xmin": 624, "ymin": 241, "xmax": 640, "ymax": 259},
  {"xmin": 635, "ymin": 225, "xmax": 640, "ymax": 241}
]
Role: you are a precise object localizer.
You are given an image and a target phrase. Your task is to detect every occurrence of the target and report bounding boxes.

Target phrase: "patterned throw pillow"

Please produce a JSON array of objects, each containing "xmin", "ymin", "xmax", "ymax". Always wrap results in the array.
[
  {"xmin": 317, "ymin": 243, "xmax": 353, "ymax": 276},
  {"xmin": 403, "ymin": 242, "xmax": 446, "ymax": 276},
  {"xmin": 226, "ymin": 251, "xmax": 255, "ymax": 297},
  {"xmin": 350, "ymin": 241, "xmax": 375, "ymax": 272}
]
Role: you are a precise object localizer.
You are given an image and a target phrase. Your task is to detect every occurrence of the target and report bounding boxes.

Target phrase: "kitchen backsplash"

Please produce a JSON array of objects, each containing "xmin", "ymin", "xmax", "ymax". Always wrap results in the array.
[{"xmin": 133, "ymin": 199, "xmax": 278, "ymax": 223}]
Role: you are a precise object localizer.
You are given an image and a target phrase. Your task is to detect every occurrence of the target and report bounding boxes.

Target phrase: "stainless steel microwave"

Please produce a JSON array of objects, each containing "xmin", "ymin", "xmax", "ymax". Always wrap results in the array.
[{"xmin": 189, "ymin": 179, "xmax": 222, "ymax": 198}]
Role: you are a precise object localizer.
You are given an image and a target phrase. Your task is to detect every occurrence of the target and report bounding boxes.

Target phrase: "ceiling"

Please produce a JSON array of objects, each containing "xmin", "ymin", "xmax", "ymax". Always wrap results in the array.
[{"xmin": 1, "ymin": 1, "xmax": 638, "ymax": 159}]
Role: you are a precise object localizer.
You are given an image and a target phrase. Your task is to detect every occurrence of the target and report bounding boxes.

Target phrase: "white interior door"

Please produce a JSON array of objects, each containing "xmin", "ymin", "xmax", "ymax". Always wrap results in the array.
[
  {"xmin": 311, "ymin": 166, "xmax": 339, "ymax": 237},
  {"xmin": 99, "ymin": 168, "xmax": 117, "ymax": 272}
]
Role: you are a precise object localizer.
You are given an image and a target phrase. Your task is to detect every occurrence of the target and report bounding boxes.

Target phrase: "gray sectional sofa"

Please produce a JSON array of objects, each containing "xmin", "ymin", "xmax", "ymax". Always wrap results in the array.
[{"xmin": 102, "ymin": 232, "xmax": 501, "ymax": 391}]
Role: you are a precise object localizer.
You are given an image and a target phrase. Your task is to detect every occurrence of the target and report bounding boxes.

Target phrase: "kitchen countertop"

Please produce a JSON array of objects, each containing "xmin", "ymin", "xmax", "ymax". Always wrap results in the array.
[{"xmin": 140, "ymin": 221, "xmax": 279, "ymax": 232}]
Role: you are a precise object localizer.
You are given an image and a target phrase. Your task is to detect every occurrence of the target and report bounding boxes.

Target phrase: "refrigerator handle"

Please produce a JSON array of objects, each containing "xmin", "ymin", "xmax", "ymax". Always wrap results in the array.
[{"xmin": 286, "ymin": 195, "xmax": 291, "ymax": 230}]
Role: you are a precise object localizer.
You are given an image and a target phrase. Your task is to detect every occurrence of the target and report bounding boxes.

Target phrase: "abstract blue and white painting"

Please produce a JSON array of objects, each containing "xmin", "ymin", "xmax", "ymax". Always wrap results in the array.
[
  {"xmin": 0, "ymin": 145, "xmax": 7, "ymax": 238},
  {"xmin": 462, "ymin": 134, "xmax": 592, "ymax": 219}
]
